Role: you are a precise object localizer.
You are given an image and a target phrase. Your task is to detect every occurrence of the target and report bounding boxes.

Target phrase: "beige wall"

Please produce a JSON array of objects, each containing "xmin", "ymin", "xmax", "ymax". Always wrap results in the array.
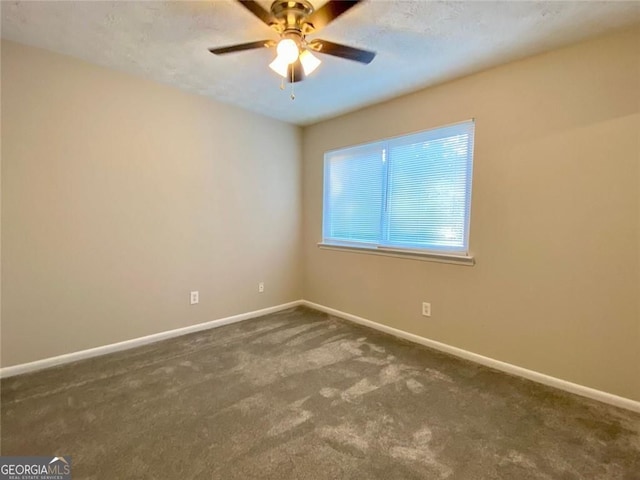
[
  {"xmin": 302, "ymin": 27, "xmax": 640, "ymax": 401},
  {"xmin": 2, "ymin": 27, "xmax": 639, "ymax": 402},
  {"xmin": 1, "ymin": 41, "xmax": 302, "ymax": 366}
]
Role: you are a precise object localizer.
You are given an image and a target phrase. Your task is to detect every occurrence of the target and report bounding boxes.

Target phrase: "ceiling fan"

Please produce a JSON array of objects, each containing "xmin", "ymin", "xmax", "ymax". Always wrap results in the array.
[{"xmin": 209, "ymin": 0, "xmax": 376, "ymax": 84}]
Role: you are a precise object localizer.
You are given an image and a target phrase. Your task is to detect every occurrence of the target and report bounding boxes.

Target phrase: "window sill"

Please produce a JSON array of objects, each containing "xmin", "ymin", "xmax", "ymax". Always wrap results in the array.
[{"xmin": 317, "ymin": 242, "xmax": 475, "ymax": 266}]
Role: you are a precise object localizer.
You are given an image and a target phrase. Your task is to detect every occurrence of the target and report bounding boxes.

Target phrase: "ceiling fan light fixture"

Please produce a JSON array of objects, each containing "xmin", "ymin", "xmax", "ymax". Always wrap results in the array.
[
  {"xmin": 299, "ymin": 49, "xmax": 321, "ymax": 75},
  {"xmin": 269, "ymin": 56, "xmax": 290, "ymax": 77},
  {"xmin": 209, "ymin": 0, "xmax": 377, "ymax": 90},
  {"xmin": 276, "ymin": 38, "xmax": 299, "ymax": 64}
]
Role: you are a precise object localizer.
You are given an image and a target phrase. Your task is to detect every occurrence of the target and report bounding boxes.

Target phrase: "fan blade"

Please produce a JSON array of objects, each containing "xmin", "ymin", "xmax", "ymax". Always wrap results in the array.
[
  {"xmin": 237, "ymin": 0, "xmax": 275, "ymax": 27},
  {"xmin": 209, "ymin": 40, "xmax": 275, "ymax": 55},
  {"xmin": 308, "ymin": 39, "xmax": 375, "ymax": 64},
  {"xmin": 305, "ymin": 1, "xmax": 361, "ymax": 32}
]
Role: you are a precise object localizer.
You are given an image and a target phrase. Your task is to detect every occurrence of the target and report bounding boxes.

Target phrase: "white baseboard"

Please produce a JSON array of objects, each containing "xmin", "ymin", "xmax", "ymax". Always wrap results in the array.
[
  {"xmin": 3, "ymin": 298, "xmax": 639, "ymax": 413},
  {"xmin": 301, "ymin": 300, "xmax": 640, "ymax": 413},
  {"xmin": 0, "ymin": 300, "xmax": 303, "ymax": 379}
]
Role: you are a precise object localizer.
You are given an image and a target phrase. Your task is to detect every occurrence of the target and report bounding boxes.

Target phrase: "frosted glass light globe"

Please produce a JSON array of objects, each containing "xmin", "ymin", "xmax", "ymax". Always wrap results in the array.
[
  {"xmin": 277, "ymin": 39, "xmax": 299, "ymax": 65},
  {"xmin": 299, "ymin": 50, "xmax": 321, "ymax": 75}
]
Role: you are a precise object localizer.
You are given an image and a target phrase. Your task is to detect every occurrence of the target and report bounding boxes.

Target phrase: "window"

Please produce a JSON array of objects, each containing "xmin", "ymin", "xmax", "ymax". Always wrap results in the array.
[{"xmin": 322, "ymin": 120, "xmax": 475, "ymax": 259}]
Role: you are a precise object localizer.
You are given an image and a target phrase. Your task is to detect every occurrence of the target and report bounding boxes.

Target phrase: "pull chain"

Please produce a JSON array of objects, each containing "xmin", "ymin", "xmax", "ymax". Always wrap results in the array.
[{"xmin": 290, "ymin": 65, "xmax": 295, "ymax": 100}]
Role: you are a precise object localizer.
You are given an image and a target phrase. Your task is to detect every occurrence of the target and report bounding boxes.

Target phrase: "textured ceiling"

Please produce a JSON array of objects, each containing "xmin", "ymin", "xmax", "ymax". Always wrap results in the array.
[{"xmin": 2, "ymin": 1, "xmax": 640, "ymax": 125}]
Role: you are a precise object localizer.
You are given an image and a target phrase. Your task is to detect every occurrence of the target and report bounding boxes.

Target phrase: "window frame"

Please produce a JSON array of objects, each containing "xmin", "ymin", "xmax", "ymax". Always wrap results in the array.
[{"xmin": 319, "ymin": 120, "xmax": 475, "ymax": 266}]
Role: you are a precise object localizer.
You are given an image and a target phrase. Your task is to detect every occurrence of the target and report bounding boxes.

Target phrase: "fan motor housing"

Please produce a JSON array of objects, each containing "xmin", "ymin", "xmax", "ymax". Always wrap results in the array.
[{"xmin": 270, "ymin": 0, "xmax": 315, "ymax": 33}]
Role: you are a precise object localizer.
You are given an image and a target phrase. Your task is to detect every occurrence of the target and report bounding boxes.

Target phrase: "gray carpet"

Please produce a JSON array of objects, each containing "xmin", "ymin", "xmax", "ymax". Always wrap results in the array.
[{"xmin": 2, "ymin": 306, "xmax": 639, "ymax": 479}]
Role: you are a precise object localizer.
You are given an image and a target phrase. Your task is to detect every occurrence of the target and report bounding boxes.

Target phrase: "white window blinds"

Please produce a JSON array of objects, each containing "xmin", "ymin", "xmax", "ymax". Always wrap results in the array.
[
  {"xmin": 323, "ymin": 144, "xmax": 384, "ymax": 244},
  {"xmin": 322, "ymin": 120, "xmax": 475, "ymax": 254}
]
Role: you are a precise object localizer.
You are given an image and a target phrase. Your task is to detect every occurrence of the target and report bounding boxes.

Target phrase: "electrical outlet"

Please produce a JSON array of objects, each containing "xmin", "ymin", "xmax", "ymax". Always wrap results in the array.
[
  {"xmin": 190, "ymin": 291, "xmax": 199, "ymax": 305},
  {"xmin": 422, "ymin": 302, "xmax": 431, "ymax": 317},
  {"xmin": 258, "ymin": 282, "xmax": 264, "ymax": 293}
]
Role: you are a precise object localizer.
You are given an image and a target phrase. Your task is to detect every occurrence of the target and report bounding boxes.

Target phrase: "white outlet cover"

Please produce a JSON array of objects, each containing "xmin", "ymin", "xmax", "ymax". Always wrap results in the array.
[{"xmin": 190, "ymin": 291, "xmax": 199, "ymax": 305}]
